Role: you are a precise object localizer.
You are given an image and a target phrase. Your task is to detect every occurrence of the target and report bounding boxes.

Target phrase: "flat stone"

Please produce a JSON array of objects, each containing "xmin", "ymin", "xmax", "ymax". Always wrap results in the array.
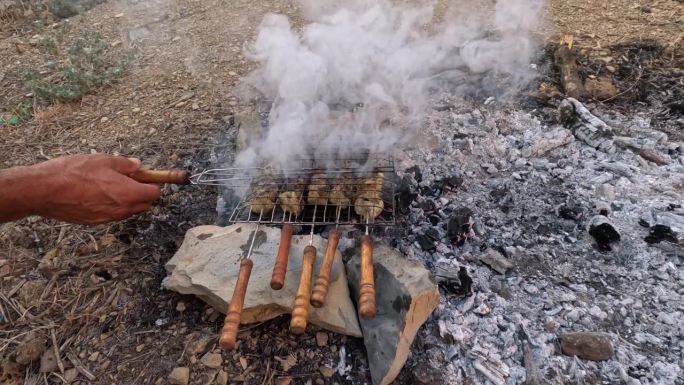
[
  {"xmin": 168, "ymin": 367, "xmax": 190, "ymax": 385},
  {"xmin": 559, "ymin": 332, "xmax": 614, "ymax": 361},
  {"xmin": 200, "ymin": 352, "xmax": 223, "ymax": 369},
  {"xmin": 164, "ymin": 225, "xmax": 361, "ymax": 337},
  {"xmin": 346, "ymin": 244, "xmax": 439, "ymax": 385}
]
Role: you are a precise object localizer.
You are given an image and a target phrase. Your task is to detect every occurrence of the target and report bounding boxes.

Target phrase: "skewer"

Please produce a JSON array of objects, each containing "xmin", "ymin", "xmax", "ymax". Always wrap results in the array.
[
  {"xmin": 219, "ymin": 210, "xmax": 261, "ymax": 350},
  {"xmin": 271, "ymin": 210, "xmax": 294, "ymax": 290},
  {"xmin": 359, "ymin": 215, "xmax": 377, "ymax": 319},
  {"xmin": 290, "ymin": 206, "xmax": 317, "ymax": 334},
  {"xmin": 311, "ymin": 205, "xmax": 342, "ymax": 307},
  {"xmin": 128, "ymin": 169, "xmax": 191, "ymax": 185}
]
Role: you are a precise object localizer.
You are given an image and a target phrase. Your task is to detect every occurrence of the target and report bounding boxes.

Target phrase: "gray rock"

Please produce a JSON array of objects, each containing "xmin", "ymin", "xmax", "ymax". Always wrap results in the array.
[
  {"xmin": 50, "ymin": 0, "xmax": 105, "ymax": 18},
  {"xmin": 559, "ymin": 332, "xmax": 615, "ymax": 361},
  {"xmin": 164, "ymin": 224, "xmax": 361, "ymax": 337},
  {"xmin": 346, "ymin": 244, "xmax": 439, "ymax": 385},
  {"xmin": 480, "ymin": 249, "xmax": 513, "ymax": 275}
]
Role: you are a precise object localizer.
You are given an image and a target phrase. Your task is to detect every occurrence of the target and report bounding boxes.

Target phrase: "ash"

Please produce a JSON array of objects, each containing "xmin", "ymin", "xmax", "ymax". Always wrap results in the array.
[{"xmin": 395, "ymin": 96, "xmax": 683, "ymax": 385}]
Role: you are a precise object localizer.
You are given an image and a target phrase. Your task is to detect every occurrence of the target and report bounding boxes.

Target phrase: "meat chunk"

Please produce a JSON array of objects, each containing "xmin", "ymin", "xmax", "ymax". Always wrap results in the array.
[
  {"xmin": 278, "ymin": 176, "xmax": 307, "ymax": 216},
  {"xmin": 329, "ymin": 175, "xmax": 355, "ymax": 206},
  {"xmin": 354, "ymin": 191, "xmax": 384, "ymax": 219},
  {"xmin": 307, "ymin": 173, "xmax": 330, "ymax": 205}
]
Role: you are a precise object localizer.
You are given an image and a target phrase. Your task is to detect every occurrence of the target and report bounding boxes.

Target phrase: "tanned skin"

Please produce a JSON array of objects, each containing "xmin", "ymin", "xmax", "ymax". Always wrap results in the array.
[{"xmin": 0, "ymin": 155, "xmax": 161, "ymax": 224}]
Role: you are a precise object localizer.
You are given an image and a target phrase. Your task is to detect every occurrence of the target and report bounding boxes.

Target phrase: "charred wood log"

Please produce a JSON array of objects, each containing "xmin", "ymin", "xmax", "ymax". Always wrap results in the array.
[{"xmin": 554, "ymin": 45, "xmax": 588, "ymax": 100}]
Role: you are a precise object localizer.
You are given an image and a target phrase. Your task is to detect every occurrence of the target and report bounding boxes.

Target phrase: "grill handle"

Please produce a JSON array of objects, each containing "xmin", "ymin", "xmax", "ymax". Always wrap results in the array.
[
  {"xmin": 310, "ymin": 229, "xmax": 341, "ymax": 307},
  {"xmin": 359, "ymin": 235, "xmax": 377, "ymax": 319},
  {"xmin": 128, "ymin": 169, "xmax": 190, "ymax": 185},
  {"xmin": 219, "ymin": 259, "xmax": 253, "ymax": 350},
  {"xmin": 271, "ymin": 224, "xmax": 294, "ymax": 290},
  {"xmin": 290, "ymin": 245, "xmax": 316, "ymax": 334}
]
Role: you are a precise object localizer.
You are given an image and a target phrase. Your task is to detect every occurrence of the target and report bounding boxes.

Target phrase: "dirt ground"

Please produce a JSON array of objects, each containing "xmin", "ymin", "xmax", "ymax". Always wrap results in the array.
[{"xmin": 0, "ymin": 0, "xmax": 682, "ymax": 384}]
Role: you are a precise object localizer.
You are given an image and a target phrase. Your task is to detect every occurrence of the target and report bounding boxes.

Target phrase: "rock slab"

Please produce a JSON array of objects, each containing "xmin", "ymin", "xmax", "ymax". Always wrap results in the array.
[
  {"xmin": 346, "ymin": 244, "xmax": 439, "ymax": 385},
  {"xmin": 164, "ymin": 224, "xmax": 361, "ymax": 337},
  {"xmin": 560, "ymin": 332, "xmax": 614, "ymax": 361}
]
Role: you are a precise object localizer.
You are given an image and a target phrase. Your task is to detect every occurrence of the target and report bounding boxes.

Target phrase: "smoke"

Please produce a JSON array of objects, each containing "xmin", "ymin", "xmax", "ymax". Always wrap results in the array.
[{"xmin": 235, "ymin": 0, "xmax": 547, "ymax": 170}]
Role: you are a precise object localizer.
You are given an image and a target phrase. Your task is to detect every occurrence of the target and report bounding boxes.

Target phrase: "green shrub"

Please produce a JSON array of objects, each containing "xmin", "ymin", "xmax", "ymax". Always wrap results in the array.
[{"xmin": 25, "ymin": 31, "xmax": 132, "ymax": 103}]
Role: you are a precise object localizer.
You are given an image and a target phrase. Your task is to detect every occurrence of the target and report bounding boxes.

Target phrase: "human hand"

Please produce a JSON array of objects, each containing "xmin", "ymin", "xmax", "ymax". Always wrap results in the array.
[{"xmin": 30, "ymin": 154, "xmax": 161, "ymax": 224}]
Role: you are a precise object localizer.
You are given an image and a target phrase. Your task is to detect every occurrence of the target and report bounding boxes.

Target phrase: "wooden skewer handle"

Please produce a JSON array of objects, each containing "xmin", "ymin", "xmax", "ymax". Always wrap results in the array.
[
  {"xmin": 310, "ymin": 229, "xmax": 341, "ymax": 308},
  {"xmin": 128, "ymin": 169, "xmax": 191, "ymax": 185},
  {"xmin": 290, "ymin": 245, "xmax": 316, "ymax": 334},
  {"xmin": 219, "ymin": 259, "xmax": 253, "ymax": 350},
  {"xmin": 271, "ymin": 224, "xmax": 294, "ymax": 290},
  {"xmin": 359, "ymin": 235, "xmax": 376, "ymax": 319}
]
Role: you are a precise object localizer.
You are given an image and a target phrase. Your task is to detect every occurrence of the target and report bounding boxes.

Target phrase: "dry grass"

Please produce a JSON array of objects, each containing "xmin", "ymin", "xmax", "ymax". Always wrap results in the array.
[{"xmin": 34, "ymin": 102, "xmax": 76, "ymax": 131}]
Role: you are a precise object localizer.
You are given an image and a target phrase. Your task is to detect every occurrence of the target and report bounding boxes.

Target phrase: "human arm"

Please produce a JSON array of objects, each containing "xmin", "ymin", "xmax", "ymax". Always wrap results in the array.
[{"xmin": 0, "ymin": 155, "xmax": 161, "ymax": 224}]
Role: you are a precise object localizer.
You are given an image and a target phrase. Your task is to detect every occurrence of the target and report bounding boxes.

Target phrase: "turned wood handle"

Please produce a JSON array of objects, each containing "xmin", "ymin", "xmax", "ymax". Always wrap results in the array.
[
  {"xmin": 219, "ymin": 259, "xmax": 253, "ymax": 350},
  {"xmin": 128, "ymin": 169, "xmax": 191, "ymax": 185},
  {"xmin": 290, "ymin": 245, "xmax": 316, "ymax": 334},
  {"xmin": 311, "ymin": 229, "xmax": 341, "ymax": 308},
  {"xmin": 359, "ymin": 235, "xmax": 376, "ymax": 319},
  {"xmin": 271, "ymin": 224, "xmax": 294, "ymax": 290}
]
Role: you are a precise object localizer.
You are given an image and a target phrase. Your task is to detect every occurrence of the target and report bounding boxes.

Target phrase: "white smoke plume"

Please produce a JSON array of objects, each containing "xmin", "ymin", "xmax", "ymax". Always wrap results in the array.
[{"xmin": 235, "ymin": 0, "xmax": 547, "ymax": 170}]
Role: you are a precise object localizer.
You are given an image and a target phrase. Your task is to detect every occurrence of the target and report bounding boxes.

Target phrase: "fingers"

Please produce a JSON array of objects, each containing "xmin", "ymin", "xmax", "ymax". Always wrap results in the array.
[
  {"xmin": 107, "ymin": 156, "xmax": 142, "ymax": 174},
  {"xmin": 130, "ymin": 182, "xmax": 161, "ymax": 204}
]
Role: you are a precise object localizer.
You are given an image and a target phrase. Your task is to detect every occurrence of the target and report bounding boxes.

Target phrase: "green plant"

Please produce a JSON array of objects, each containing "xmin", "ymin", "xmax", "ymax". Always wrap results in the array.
[
  {"xmin": 0, "ymin": 102, "xmax": 33, "ymax": 126},
  {"xmin": 25, "ymin": 31, "xmax": 133, "ymax": 102}
]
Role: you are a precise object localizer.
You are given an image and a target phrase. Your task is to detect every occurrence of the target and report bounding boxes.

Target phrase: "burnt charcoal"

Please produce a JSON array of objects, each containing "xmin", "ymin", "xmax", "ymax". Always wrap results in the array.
[
  {"xmin": 645, "ymin": 225, "xmax": 678, "ymax": 244},
  {"xmin": 667, "ymin": 101, "xmax": 684, "ymax": 114},
  {"xmin": 558, "ymin": 204, "xmax": 584, "ymax": 221},
  {"xmin": 641, "ymin": 211, "xmax": 684, "ymax": 244},
  {"xmin": 425, "ymin": 228, "xmax": 440, "ymax": 241},
  {"xmin": 490, "ymin": 185, "xmax": 510, "ymax": 200},
  {"xmin": 588, "ymin": 215, "xmax": 621, "ymax": 251},
  {"xmin": 438, "ymin": 266, "xmax": 473, "ymax": 296},
  {"xmin": 411, "ymin": 361, "xmax": 444, "ymax": 385},
  {"xmin": 536, "ymin": 223, "xmax": 551, "ymax": 235},
  {"xmin": 419, "ymin": 199, "xmax": 437, "ymax": 212},
  {"xmin": 442, "ymin": 175, "xmax": 463, "ymax": 189},
  {"xmin": 416, "ymin": 234, "xmax": 436, "ymax": 251},
  {"xmin": 434, "ymin": 175, "xmax": 463, "ymax": 193},
  {"xmin": 419, "ymin": 185, "xmax": 441, "ymax": 197},
  {"xmin": 428, "ymin": 215, "xmax": 441, "ymax": 226},
  {"xmin": 405, "ymin": 165, "xmax": 422, "ymax": 183},
  {"xmin": 667, "ymin": 203, "xmax": 681, "ymax": 211},
  {"xmin": 396, "ymin": 176, "xmax": 418, "ymax": 214},
  {"xmin": 447, "ymin": 207, "xmax": 474, "ymax": 246}
]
